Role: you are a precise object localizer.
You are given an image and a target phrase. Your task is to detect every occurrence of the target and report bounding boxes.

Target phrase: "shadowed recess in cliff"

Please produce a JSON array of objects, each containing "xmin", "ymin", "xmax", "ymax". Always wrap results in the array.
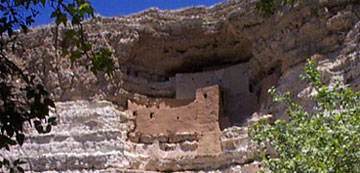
[{"xmin": 121, "ymin": 34, "xmax": 253, "ymax": 77}]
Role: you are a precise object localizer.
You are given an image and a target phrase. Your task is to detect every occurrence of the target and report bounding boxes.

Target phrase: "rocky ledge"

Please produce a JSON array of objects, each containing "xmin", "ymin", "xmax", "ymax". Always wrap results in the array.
[{"xmin": 3, "ymin": 0, "xmax": 360, "ymax": 172}]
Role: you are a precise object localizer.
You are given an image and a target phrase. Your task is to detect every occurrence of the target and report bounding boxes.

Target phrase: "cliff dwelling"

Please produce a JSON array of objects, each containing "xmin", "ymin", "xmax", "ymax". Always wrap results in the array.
[
  {"xmin": 120, "ymin": 33, "xmax": 267, "ymax": 128},
  {"xmin": 127, "ymin": 61, "xmax": 266, "ymax": 155},
  {"xmin": 5, "ymin": 0, "xmax": 357, "ymax": 172},
  {"xmin": 175, "ymin": 62, "xmax": 261, "ymax": 126},
  {"xmin": 125, "ymin": 33, "xmax": 268, "ymax": 154},
  {"xmin": 126, "ymin": 60, "xmax": 267, "ymax": 127},
  {"xmin": 128, "ymin": 85, "xmax": 222, "ymax": 154}
]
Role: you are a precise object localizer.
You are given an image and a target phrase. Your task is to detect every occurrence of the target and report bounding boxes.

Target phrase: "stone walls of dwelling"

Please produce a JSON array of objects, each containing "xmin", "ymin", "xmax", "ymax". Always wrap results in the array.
[
  {"xmin": 5, "ymin": 0, "xmax": 358, "ymax": 116},
  {"xmin": 175, "ymin": 63, "xmax": 260, "ymax": 126},
  {"xmin": 128, "ymin": 85, "xmax": 222, "ymax": 155},
  {"xmin": 3, "ymin": 100, "xmax": 263, "ymax": 172},
  {"xmin": 2, "ymin": 0, "xmax": 360, "ymax": 172}
]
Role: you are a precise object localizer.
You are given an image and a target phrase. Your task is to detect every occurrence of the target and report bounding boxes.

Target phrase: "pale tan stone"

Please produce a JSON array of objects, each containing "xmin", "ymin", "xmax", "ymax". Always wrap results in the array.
[{"xmin": 3, "ymin": 0, "xmax": 360, "ymax": 172}]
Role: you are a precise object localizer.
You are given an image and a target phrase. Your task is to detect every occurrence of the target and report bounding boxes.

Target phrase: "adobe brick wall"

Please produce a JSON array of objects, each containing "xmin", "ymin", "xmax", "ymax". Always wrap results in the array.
[
  {"xmin": 175, "ymin": 63, "xmax": 260, "ymax": 126},
  {"xmin": 128, "ymin": 85, "xmax": 222, "ymax": 154}
]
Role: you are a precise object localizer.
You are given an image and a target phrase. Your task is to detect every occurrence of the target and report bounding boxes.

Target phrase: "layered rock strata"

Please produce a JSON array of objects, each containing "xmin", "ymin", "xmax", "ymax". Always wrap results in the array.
[
  {"xmin": 2, "ymin": 0, "xmax": 360, "ymax": 172},
  {"xmin": 5, "ymin": 100, "xmax": 260, "ymax": 172}
]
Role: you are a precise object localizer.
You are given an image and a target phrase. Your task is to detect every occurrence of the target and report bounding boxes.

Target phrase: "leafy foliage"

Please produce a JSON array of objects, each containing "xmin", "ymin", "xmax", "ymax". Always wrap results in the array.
[
  {"xmin": 0, "ymin": 0, "xmax": 114, "ymax": 171},
  {"xmin": 249, "ymin": 59, "xmax": 360, "ymax": 172}
]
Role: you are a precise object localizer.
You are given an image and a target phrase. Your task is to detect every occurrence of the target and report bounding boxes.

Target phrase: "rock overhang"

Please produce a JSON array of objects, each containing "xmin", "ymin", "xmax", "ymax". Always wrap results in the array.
[{"xmin": 3, "ymin": 0, "xmax": 360, "ymax": 172}]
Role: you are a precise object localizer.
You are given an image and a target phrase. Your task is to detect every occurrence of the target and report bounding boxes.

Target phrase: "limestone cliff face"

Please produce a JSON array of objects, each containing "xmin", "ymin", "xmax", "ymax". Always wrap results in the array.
[{"xmin": 3, "ymin": 0, "xmax": 360, "ymax": 172}]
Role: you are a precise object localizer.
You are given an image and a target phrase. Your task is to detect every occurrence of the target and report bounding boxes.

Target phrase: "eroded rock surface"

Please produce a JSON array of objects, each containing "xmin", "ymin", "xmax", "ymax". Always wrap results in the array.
[
  {"xmin": 3, "ymin": 0, "xmax": 360, "ymax": 172},
  {"xmin": 5, "ymin": 100, "xmax": 259, "ymax": 172}
]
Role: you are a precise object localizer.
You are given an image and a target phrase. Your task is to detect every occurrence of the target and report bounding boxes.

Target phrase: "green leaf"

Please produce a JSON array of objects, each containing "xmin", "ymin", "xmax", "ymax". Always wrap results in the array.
[
  {"xmin": 8, "ymin": 138, "xmax": 16, "ymax": 145},
  {"xmin": 60, "ymin": 50, "xmax": 69, "ymax": 57},
  {"xmin": 8, "ymin": 28, "xmax": 13, "ymax": 37},
  {"xmin": 13, "ymin": 159, "xmax": 26, "ymax": 166},
  {"xmin": 56, "ymin": 13, "xmax": 67, "ymax": 26},
  {"xmin": 45, "ymin": 124, "xmax": 51, "ymax": 133},
  {"xmin": 79, "ymin": 2, "xmax": 89, "ymax": 10},
  {"xmin": 70, "ymin": 50, "xmax": 82, "ymax": 63},
  {"xmin": 50, "ymin": 11, "xmax": 57, "ymax": 19},
  {"xmin": 48, "ymin": 116, "xmax": 56, "ymax": 122},
  {"xmin": 64, "ymin": 30, "xmax": 76, "ymax": 38},
  {"xmin": 250, "ymin": 58, "xmax": 360, "ymax": 172},
  {"xmin": 48, "ymin": 117, "xmax": 57, "ymax": 126},
  {"xmin": 3, "ymin": 159, "xmax": 9, "ymax": 166},
  {"xmin": 34, "ymin": 120, "xmax": 44, "ymax": 133},
  {"xmin": 44, "ymin": 98, "xmax": 55, "ymax": 107},
  {"xmin": 17, "ymin": 166, "xmax": 24, "ymax": 173},
  {"xmin": 40, "ymin": 0, "xmax": 46, "ymax": 7},
  {"xmin": 16, "ymin": 134, "xmax": 25, "ymax": 145}
]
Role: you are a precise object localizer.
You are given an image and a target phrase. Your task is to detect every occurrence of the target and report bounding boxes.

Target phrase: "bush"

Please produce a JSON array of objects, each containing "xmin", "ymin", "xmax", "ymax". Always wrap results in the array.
[
  {"xmin": 0, "ymin": 0, "xmax": 114, "ymax": 171},
  {"xmin": 249, "ymin": 59, "xmax": 360, "ymax": 172}
]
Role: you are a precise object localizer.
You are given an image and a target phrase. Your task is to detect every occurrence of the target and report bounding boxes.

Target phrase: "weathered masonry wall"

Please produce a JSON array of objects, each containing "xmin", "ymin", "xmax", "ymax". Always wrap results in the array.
[
  {"xmin": 128, "ymin": 85, "xmax": 222, "ymax": 154},
  {"xmin": 3, "ymin": 0, "xmax": 359, "ymax": 172},
  {"xmin": 175, "ymin": 63, "xmax": 260, "ymax": 126},
  {"xmin": 4, "ymin": 100, "xmax": 261, "ymax": 172}
]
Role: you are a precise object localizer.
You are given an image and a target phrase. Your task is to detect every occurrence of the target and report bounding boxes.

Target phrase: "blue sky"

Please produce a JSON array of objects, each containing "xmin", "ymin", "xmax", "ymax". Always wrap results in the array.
[{"xmin": 33, "ymin": 0, "xmax": 226, "ymax": 26}]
